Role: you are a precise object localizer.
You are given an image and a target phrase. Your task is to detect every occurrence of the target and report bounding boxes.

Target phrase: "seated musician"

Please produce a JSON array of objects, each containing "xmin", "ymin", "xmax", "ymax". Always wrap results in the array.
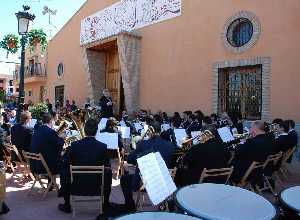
[
  {"xmin": 30, "ymin": 113, "xmax": 64, "ymax": 176},
  {"xmin": 120, "ymin": 126, "xmax": 175, "ymax": 211},
  {"xmin": 274, "ymin": 121, "xmax": 293, "ymax": 154},
  {"xmin": 58, "ymin": 119, "xmax": 112, "ymax": 213},
  {"xmin": 287, "ymin": 119, "xmax": 298, "ymax": 148},
  {"xmin": 186, "ymin": 114, "xmax": 201, "ymax": 136},
  {"xmin": 286, "ymin": 119, "xmax": 298, "ymax": 163},
  {"xmin": 160, "ymin": 118, "xmax": 177, "ymax": 146},
  {"xmin": 231, "ymin": 120, "xmax": 274, "ymax": 184},
  {"xmin": 11, "ymin": 111, "xmax": 32, "ymax": 160},
  {"xmin": 174, "ymin": 128, "xmax": 230, "ymax": 187},
  {"xmin": 101, "ymin": 118, "xmax": 124, "ymax": 149},
  {"xmin": 194, "ymin": 110, "xmax": 204, "ymax": 129},
  {"xmin": 181, "ymin": 111, "xmax": 192, "ymax": 129},
  {"xmin": 172, "ymin": 112, "xmax": 182, "ymax": 127}
]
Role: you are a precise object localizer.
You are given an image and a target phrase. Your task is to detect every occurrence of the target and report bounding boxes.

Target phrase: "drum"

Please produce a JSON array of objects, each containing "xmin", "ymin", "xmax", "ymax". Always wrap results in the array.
[
  {"xmin": 115, "ymin": 212, "xmax": 201, "ymax": 220},
  {"xmin": 175, "ymin": 183, "xmax": 277, "ymax": 220},
  {"xmin": 279, "ymin": 186, "xmax": 300, "ymax": 219}
]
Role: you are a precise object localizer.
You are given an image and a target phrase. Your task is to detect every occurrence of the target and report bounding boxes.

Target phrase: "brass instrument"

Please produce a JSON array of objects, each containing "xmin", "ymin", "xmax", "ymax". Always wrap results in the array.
[
  {"xmin": 174, "ymin": 130, "xmax": 215, "ymax": 167},
  {"xmin": 182, "ymin": 130, "xmax": 215, "ymax": 151},
  {"xmin": 141, "ymin": 126, "xmax": 155, "ymax": 141}
]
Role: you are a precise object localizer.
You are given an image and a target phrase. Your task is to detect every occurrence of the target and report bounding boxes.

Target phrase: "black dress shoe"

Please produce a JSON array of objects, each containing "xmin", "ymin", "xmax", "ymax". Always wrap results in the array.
[{"xmin": 58, "ymin": 204, "xmax": 71, "ymax": 213}]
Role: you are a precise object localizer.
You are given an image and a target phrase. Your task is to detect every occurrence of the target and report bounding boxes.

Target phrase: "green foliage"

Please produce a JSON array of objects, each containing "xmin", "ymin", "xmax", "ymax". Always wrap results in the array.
[
  {"xmin": 0, "ymin": 90, "xmax": 6, "ymax": 103},
  {"xmin": 29, "ymin": 102, "xmax": 48, "ymax": 120},
  {"xmin": 28, "ymin": 29, "xmax": 48, "ymax": 53},
  {"xmin": 0, "ymin": 34, "xmax": 20, "ymax": 55}
]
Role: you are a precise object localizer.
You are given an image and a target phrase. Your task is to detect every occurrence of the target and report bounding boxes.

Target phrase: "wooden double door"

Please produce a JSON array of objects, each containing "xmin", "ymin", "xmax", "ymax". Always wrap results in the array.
[{"xmin": 105, "ymin": 48, "xmax": 124, "ymax": 115}]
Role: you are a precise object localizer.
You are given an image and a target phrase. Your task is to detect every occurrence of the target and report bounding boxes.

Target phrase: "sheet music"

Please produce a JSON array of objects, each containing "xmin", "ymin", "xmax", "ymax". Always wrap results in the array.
[
  {"xmin": 137, "ymin": 152, "xmax": 177, "ymax": 205},
  {"xmin": 28, "ymin": 119, "xmax": 37, "ymax": 128},
  {"xmin": 217, "ymin": 127, "xmax": 235, "ymax": 143},
  {"xmin": 95, "ymin": 132, "xmax": 118, "ymax": 149},
  {"xmin": 98, "ymin": 118, "xmax": 108, "ymax": 131},
  {"xmin": 191, "ymin": 131, "xmax": 202, "ymax": 145},
  {"xmin": 134, "ymin": 123, "xmax": 143, "ymax": 132},
  {"xmin": 161, "ymin": 124, "xmax": 171, "ymax": 132},
  {"xmin": 174, "ymin": 129, "xmax": 187, "ymax": 147},
  {"xmin": 117, "ymin": 126, "xmax": 131, "ymax": 139}
]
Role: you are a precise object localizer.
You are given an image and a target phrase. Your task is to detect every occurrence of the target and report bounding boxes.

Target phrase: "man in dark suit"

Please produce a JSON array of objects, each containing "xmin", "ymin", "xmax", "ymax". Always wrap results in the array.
[
  {"xmin": 120, "ymin": 126, "xmax": 175, "ymax": 211},
  {"xmin": 286, "ymin": 120, "xmax": 298, "ymax": 163},
  {"xmin": 30, "ymin": 113, "xmax": 64, "ymax": 175},
  {"xmin": 58, "ymin": 119, "xmax": 112, "ymax": 213},
  {"xmin": 174, "ymin": 133, "xmax": 230, "ymax": 187},
  {"xmin": 11, "ymin": 111, "xmax": 32, "ymax": 160},
  {"xmin": 231, "ymin": 121, "xmax": 274, "ymax": 183},
  {"xmin": 274, "ymin": 121, "xmax": 293, "ymax": 154},
  {"xmin": 99, "ymin": 89, "xmax": 113, "ymax": 118},
  {"xmin": 186, "ymin": 114, "xmax": 201, "ymax": 136}
]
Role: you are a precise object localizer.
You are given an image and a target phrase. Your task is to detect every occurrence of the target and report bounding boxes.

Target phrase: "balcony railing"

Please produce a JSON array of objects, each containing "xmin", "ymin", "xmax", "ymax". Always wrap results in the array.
[{"xmin": 14, "ymin": 63, "xmax": 47, "ymax": 81}]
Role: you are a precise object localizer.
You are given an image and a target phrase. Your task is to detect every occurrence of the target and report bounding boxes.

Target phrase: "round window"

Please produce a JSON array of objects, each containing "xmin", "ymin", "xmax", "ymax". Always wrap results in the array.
[
  {"xmin": 227, "ymin": 18, "xmax": 253, "ymax": 47},
  {"xmin": 57, "ymin": 63, "xmax": 64, "ymax": 77}
]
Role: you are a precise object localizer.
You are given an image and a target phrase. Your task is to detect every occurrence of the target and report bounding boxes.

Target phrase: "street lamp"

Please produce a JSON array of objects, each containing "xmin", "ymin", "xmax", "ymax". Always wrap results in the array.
[{"xmin": 15, "ymin": 5, "xmax": 35, "ymax": 123}]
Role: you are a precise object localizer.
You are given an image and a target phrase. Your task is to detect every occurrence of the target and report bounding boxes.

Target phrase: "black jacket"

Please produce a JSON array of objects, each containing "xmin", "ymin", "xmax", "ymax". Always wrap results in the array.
[
  {"xmin": 11, "ymin": 124, "xmax": 32, "ymax": 157},
  {"xmin": 64, "ymin": 137, "xmax": 110, "ymax": 196},
  {"xmin": 175, "ymin": 138, "xmax": 230, "ymax": 187},
  {"xmin": 30, "ymin": 125, "xmax": 64, "ymax": 174},
  {"xmin": 99, "ymin": 96, "xmax": 113, "ymax": 118},
  {"xmin": 288, "ymin": 130, "xmax": 298, "ymax": 147},
  {"xmin": 231, "ymin": 134, "xmax": 274, "ymax": 183},
  {"xmin": 274, "ymin": 134, "xmax": 293, "ymax": 153}
]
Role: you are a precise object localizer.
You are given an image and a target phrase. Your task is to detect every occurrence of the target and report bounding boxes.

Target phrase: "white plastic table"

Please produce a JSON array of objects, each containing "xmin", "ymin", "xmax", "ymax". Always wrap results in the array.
[
  {"xmin": 280, "ymin": 186, "xmax": 300, "ymax": 213},
  {"xmin": 115, "ymin": 212, "xmax": 202, "ymax": 220},
  {"xmin": 175, "ymin": 183, "xmax": 276, "ymax": 220}
]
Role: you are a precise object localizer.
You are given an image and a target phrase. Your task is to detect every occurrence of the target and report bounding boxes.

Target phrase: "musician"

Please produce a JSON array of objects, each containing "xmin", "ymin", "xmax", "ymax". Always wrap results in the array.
[
  {"xmin": 274, "ymin": 121, "xmax": 293, "ymax": 154},
  {"xmin": 84, "ymin": 97, "xmax": 91, "ymax": 109},
  {"xmin": 171, "ymin": 112, "xmax": 182, "ymax": 128},
  {"xmin": 194, "ymin": 110, "xmax": 204, "ymax": 129},
  {"xmin": 286, "ymin": 119, "xmax": 298, "ymax": 163},
  {"xmin": 46, "ymin": 99, "xmax": 53, "ymax": 113},
  {"xmin": 162, "ymin": 112, "xmax": 170, "ymax": 124},
  {"xmin": 201, "ymin": 116, "xmax": 216, "ymax": 134},
  {"xmin": 219, "ymin": 112, "xmax": 233, "ymax": 128},
  {"xmin": 186, "ymin": 114, "xmax": 201, "ymax": 136},
  {"xmin": 231, "ymin": 120, "xmax": 274, "ymax": 183},
  {"xmin": 58, "ymin": 119, "xmax": 112, "ymax": 213},
  {"xmin": 181, "ymin": 111, "xmax": 191, "ymax": 129},
  {"xmin": 70, "ymin": 100, "xmax": 77, "ymax": 112},
  {"xmin": 287, "ymin": 120, "xmax": 298, "ymax": 148},
  {"xmin": 99, "ymin": 89, "xmax": 113, "ymax": 118},
  {"xmin": 101, "ymin": 118, "xmax": 124, "ymax": 150},
  {"xmin": 65, "ymin": 100, "xmax": 71, "ymax": 112},
  {"xmin": 11, "ymin": 111, "xmax": 33, "ymax": 160},
  {"xmin": 160, "ymin": 118, "xmax": 177, "ymax": 146},
  {"xmin": 30, "ymin": 113, "xmax": 64, "ymax": 175},
  {"xmin": 174, "ymin": 129, "xmax": 230, "ymax": 187},
  {"xmin": 120, "ymin": 126, "xmax": 175, "ymax": 211}
]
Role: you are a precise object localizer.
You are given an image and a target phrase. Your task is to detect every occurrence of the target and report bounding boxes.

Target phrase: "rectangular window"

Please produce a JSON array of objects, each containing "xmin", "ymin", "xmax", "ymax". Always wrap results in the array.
[
  {"xmin": 9, "ymin": 80, "xmax": 13, "ymax": 86},
  {"xmin": 218, "ymin": 65, "xmax": 262, "ymax": 120},
  {"xmin": 9, "ymin": 88, "xmax": 13, "ymax": 93},
  {"xmin": 0, "ymin": 80, "xmax": 4, "ymax": 84},
  {"xmin": 28, "ymin": 91, "xmax": 32, "ymax": 97},
  {"xmin": 16, "ymin": 88, "xmax": 19, "ymax": 92}
]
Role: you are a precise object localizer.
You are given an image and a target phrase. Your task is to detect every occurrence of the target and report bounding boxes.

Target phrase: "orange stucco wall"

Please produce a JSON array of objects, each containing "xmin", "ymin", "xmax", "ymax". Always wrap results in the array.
[{"xmin": 46, "ymin": 0, "xmax": 300, "ymax": 121}]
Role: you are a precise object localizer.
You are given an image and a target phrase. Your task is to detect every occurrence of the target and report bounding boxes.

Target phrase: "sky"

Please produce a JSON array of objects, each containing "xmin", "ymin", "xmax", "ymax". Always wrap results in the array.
[{"xmin": 0, "ymin": 0, "xmax": 87, "ymax": 75}]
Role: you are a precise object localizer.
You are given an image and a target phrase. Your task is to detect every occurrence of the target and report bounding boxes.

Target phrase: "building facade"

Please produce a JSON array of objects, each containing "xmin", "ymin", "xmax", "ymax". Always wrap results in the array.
[
  {"xmin": 45, "ymin": 0, "xmax": 300, "ymax": 122},
  {"xmin": 0, "ymin": 73, "xmax": 18, "ymax": 98},
  {"xmin": 14, "ymin": 43, "xmax": 47, "ymax": 104}
]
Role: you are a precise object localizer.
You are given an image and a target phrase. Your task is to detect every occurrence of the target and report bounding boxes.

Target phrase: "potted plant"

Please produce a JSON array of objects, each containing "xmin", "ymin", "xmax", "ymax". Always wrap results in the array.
[
  {"xmin": 29, "ymin": 102, "xmax": 48, "ymax": 121},
  {"xmin": 28, "ymin": 29, "xmax": 48, "ymax": 53},
  {"xmin": 0, "ymin": 34, "xmax": 19, "ymax": 57}
]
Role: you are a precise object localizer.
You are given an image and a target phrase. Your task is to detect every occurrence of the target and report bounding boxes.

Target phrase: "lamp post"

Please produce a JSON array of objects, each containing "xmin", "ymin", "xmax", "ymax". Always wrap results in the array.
[{"xmin": 15, "ymin": 6, "xmax": 35, "ymax": 123}]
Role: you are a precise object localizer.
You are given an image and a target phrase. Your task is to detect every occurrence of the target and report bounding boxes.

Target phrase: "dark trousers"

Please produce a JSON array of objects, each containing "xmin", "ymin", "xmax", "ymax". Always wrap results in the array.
[
  {"xmin": 120, "ymin": 173, "xmax": 141, "ymax": 210},
  {"xmin": 60, "ymin": 168, "xmax": 112, "ymax": 208}
]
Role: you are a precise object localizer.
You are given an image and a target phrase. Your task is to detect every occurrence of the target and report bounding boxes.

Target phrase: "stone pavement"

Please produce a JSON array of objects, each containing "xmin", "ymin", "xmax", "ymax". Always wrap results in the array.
[{"xmin": 1, "ymin": 159, "xmax": 300, "ymax": 220}]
